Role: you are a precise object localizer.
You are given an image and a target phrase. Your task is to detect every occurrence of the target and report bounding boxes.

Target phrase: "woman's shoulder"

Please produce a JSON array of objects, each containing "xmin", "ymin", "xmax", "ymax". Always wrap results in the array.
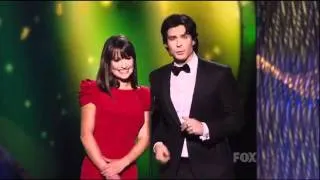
[
  {"xmin": 137, "ymin": 85, "xmax": 150, "ymax": 94},
  {"xmin": 80, "ymin": 79, "xmax": 97, "ymax": 87},
  {"xmin": 78, "ymin": 79, "xmax": 100, "ymax": 106},
  {"xmin": 79, "ymin": 79, "xmax": 100, "ymax": 93},
  {"xmin": 136, "ymin": 85, "xmax": 151, "ymax": 110}
]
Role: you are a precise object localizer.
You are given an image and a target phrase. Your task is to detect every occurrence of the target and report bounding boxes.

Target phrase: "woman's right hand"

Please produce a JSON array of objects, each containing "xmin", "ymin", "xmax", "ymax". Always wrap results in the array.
[
  {"xmin": 104, "ymin": 174, "xmax": 121, "ymax": 180},
  {"xmin": 100, "ymin": 165, "xmax": 121, "ymax": 179},
  {"xmin": 100, "ymin": 156, "xmax": 121, "ymax": 179}
]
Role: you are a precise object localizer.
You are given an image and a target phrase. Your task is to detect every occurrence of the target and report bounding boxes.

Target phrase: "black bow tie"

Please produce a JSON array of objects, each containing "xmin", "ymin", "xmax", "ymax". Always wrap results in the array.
[{"xmin": 171, "ymin": 64, "xmax": 190, "ymax": 76}]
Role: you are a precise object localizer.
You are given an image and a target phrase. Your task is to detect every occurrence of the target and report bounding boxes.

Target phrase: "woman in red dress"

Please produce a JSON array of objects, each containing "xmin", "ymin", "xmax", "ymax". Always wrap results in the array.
[{"xmin": 79, "ymin": 35, "xmax": 150, "ymax": 179}]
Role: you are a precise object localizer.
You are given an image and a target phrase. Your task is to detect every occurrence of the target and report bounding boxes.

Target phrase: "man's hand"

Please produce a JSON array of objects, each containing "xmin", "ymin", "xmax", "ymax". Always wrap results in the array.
[
  {"xmin": 154, "ymin": 143, "xmax": 170, "ymax": 164},
  {"xmin": 181, "ymin": 117, "xmax": 204, "ymax": 135}
]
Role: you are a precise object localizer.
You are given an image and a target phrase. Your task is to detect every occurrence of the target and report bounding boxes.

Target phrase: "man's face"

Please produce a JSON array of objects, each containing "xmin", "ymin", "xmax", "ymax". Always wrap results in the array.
[{"xmin": 165, "ymin": 25, "xmax": 195, "ymax": 63}]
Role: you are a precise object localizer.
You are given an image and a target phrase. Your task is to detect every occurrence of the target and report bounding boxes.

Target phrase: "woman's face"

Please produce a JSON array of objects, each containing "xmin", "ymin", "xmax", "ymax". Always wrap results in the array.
[{"xmin": 110, "ymin": 57, "xmax": 134, "ymax": 81}]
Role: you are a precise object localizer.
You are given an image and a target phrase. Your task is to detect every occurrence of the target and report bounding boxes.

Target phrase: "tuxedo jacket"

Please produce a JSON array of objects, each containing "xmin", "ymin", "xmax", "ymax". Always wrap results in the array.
[{"xmin": 149, "ymin": 58, "xmax": 244, "ymax": 179}]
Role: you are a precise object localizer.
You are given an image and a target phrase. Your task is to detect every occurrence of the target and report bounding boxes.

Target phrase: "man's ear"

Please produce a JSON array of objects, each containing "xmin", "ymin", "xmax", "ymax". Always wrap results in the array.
[{"xmin": 192, "ymin": 40, "xmax": 195, "ymax": 46}]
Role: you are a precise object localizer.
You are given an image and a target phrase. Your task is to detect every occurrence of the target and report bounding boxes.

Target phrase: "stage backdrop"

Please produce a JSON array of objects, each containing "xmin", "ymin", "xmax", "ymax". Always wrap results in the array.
[
  {"xmin": 256, "ymin": 1, "xmax": 319, "ymax": 179},
  {"xmin": 0, "ymin": 1, "xmax": 255, "ymax": 178}
]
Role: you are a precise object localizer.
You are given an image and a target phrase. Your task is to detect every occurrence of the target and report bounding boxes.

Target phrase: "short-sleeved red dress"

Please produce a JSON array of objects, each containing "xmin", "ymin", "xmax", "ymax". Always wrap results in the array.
[{"xmin": 78, "ymin": 79, "xmax": 150, "ymax": 179}]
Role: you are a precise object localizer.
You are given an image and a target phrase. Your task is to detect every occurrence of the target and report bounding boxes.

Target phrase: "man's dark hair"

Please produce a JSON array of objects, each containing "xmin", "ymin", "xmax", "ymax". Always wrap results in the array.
[{"xmin": 160, "ymin": 14, "xmax": 199, "ymax": 53}]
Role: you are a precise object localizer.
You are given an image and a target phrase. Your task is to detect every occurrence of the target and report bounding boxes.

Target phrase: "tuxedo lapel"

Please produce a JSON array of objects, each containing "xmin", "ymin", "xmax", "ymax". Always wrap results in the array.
[
  {"xmin": 162, "ymin": 65, "xmax": 181, "ymax": 126},
  {"xmin": 189, "ymin": 59, "xmax": 206, "ymax": 118}
]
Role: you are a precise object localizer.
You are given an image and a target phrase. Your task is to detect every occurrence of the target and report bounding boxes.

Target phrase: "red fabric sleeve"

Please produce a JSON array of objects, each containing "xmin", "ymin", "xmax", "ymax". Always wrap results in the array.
[
  {"xmin": 78, "ymin": 79, "xmax": 98, "ymax": 107},
  {"xmin": 138, "ymin": 86, "xmax": 151, "ymax": 111}
]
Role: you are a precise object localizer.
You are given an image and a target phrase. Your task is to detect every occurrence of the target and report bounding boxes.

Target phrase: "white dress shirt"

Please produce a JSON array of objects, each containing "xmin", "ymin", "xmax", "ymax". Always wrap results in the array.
[
  {"xmin": 153, "ymin": 52, "xmax": 210, "ymax": 157},
  {"xmin": 170, "ymin": 52, "xmax": 210, "ymax": 158}
]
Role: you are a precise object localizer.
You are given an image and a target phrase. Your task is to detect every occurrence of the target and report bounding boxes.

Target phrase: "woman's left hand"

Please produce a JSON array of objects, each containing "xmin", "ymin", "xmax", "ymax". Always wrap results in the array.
[{"xmin": 101, "ymin": 157, "xmax": 130, "ymax": 177}]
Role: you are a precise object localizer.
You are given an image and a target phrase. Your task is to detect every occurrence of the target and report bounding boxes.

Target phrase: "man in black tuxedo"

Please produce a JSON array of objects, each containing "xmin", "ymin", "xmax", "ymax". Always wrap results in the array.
[{"xmin": 149, "ymin": 14, "xmax": 244, "ymax": 179}]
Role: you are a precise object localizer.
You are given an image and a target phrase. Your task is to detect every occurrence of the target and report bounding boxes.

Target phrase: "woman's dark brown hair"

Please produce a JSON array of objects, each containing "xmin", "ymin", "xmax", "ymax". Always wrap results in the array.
[{"xmin": 96, "ymin": 35, "xmax": 138, "ymax": 95}]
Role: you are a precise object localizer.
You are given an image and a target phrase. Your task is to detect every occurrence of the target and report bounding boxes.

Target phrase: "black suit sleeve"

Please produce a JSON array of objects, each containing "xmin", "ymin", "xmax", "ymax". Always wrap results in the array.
[
  {"xmin": 149, "ymin": 71, "xmax": 166, "ymax": 147},
  {"xmin": 206, "ymin": 67, "xmax": 245, "ymax": 144}
]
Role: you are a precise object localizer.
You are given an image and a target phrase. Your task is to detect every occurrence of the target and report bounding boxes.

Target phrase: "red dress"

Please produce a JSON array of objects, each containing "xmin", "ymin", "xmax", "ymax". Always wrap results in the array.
[{"xmin": 78, "ymin": 79, "xmax": 150, "ymax": 179}]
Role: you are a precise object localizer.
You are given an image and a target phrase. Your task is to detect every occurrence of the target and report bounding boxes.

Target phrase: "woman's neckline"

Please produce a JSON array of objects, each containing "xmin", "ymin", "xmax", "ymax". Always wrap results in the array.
[{"xmin": 112, "ymin": 86, "xmax": 140, "ymax": 92}]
